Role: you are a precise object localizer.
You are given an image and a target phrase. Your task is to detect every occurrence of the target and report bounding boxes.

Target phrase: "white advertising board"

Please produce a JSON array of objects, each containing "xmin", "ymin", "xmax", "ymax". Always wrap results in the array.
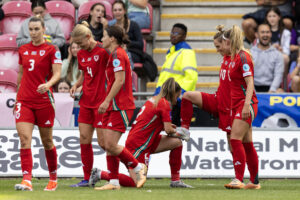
[{"xmin": 0, "ymin": 129, "xmax": 299, "ymax": 178}]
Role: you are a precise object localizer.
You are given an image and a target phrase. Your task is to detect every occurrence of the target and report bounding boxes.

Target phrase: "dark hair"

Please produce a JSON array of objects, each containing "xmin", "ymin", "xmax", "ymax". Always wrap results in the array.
[
  {"xmin": 256, "ymin": 22, "xmax": 271, "ymax": 32},
  {"xmin": 173, "ymin": 23, "xmax": 187, "ymax": 35},
  {"xmin": 112, "ymin": 0, "xmax": 129, "ymax": 32},
  {"xmin": 29, "ymin": 15, "xmax": 45, "ymax": 27},
  {"xmin": 56, "ymin": 78, "xmax": 71, "ymax": 92},
  {"xmin": 31, "ymin": 0, "xmax": 46, "ymax": 11},
  {"xmin": 87, "ymin": 3, "xmax": 106, "ymax": 24},
  {"xmin": 264, "ymin": 7, "xmax": 284, "ymax": 42},
  {"xmin": 105, "ymin": 25, "xmax": 130, "ymax": 45}
]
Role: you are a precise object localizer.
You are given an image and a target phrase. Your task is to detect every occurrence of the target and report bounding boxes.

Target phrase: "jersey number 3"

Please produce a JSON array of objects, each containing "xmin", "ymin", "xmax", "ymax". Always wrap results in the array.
[{"xmin": 29, "ymin": 59, "xmax": 35, "ymax": 71}]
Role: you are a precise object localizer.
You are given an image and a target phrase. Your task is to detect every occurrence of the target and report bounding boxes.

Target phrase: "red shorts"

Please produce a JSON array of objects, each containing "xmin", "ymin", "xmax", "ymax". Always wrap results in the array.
[
  {"xmin": 201, "ymin": 92, "xmax": 231, "ymax": 133},
  {"xmin": 15, "ymin": 101, "xmax": 55, "ymax": 127},
  {"xmin": 231, "ymin": 103, "xmax": 258, "ymax": 126},
  {"xmin": 102, "ymin": 110, "xmax": 134, "ymax": 133},
  {"xmin": 126, "ymin": 134, "xmax": 162, "ymax": 167},
  {"xmin": 78, "ymin": 106, "xmax": 103, "ymax": 128}
]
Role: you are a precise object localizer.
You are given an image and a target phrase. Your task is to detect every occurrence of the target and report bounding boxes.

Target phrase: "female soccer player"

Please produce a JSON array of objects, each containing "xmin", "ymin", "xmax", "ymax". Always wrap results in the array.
[
  {"xmin": 180, "ymin": 25, "xmax": 232, "ymax": 151},
  {"xmin": 69, "ymin": 21, "xmax": 109, "ymax": 187},
  {"xmin": 14, "ymin": 16, "xmax": 62, "ymax": 191},
  {"xmin": 90, "ymin": 78, "xmax": 192, "ymax": 188},
  {"xmin": 95, "ymin": 25, "xmax": 146, "ymax": 190},
  {"xmin": 221, "ymin": 25, "xmax": 260, "ymax": 190}
]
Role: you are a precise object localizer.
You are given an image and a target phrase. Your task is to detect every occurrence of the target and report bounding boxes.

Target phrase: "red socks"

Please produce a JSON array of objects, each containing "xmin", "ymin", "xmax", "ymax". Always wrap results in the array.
[
  {"xmin": 118, "ymin": 148, "xmax": 138, "ymax": 169},
  {"xmin": 230, "ymin": 139, "xmax": 246, "ymax": 182},
  {"xmin": 169, "ymin": 146, "xmax": 182, "ymax": 181},
  {"xmin": 107, "ymin": 155, "xmax": 120, "ymax": 179},
  {"xmin": 20, "ymin": 149, "xmax": 32, "ymax": 181},
  {"xmin": 181, "ymin": 98, "xmax": 193, "ymax": 129},
  {"xmin": 243, "ymin": 142, "xmax": 259, "ymax": 184},
  {"xmin": 100, "ymin": 171, "xmax": 136, "ymax": 187},
  {"xmin": 80, "ymin": 144, "xmax": 94, "ymax": 180},
  {"xmin": 45, "ymin": 146, "xmax": 57, "ymax": 181}
]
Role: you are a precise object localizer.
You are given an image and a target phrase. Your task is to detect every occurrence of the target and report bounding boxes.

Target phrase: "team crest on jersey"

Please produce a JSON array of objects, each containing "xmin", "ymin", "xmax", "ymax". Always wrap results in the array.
[
  {"xmin": 243, "ymin": 64, "xmax": 250, "ymax": 72},
  {"xmin": 113, "ymin": 59, "xmax": 120, "ymax": 68},
  {"xmin": 94, "ymin": 55, "xmax": 99, "ymax": 62},
  {"xmin": 31, "ymin": 51, "xmax": 37, "ymax": 55},
  {"xmin": 24, "ymin": 51, "xmax": 28, "ymax": 55},
  {"xmin": 39, "ymin": 50, "xmax": 45, "ymax": 56}
]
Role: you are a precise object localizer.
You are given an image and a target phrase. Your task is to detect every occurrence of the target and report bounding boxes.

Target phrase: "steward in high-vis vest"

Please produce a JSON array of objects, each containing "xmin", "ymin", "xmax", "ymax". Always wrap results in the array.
[{"xmin": 154, "ymin": 23, "xmax": 198, "ymax": 95}]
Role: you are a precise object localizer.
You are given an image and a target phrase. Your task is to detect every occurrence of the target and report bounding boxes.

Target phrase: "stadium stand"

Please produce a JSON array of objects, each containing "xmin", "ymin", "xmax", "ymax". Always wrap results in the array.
[
  {"xmin": 45, "ymin": 1, "xmax": 75, "ymax": 40},
  {"xmin": 0, "ymin": 34, "xmax": 19, "ymax": 72},
  {"xmin": 0, "ymin": 68, "xmax": 18, "ymax": 93},
  {"xmin": 0, "ymin": 1, "xmax": 32, "ymax": 35},
  {"xmin": 141, "ymin": 3, "xmax": 153, "ymax": 34},
  {"xmin": 78, "ymin": 0, "xmax": 113, "ymax": 21}
]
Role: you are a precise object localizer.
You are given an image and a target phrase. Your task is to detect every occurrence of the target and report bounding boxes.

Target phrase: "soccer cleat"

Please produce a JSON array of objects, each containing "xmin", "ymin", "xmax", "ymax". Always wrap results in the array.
[
  {"xmin": 170, "ymin": 180, "xmax": 193, "ymax": 188},
  {"xmin": 136, "ymin": 164, "xmax": 148, "ymax": 188},
  {"xmin": 94, "ymin": 183, "xmax": 120, "ymax": 190},
  {"xmin": 172, "ymin": 127, "xmax": 190, "ymax": 142},
  {"xmin": 15, "ymin": 180, "xmax": 33, "ymax": 191},
  {"xmin": 69, "ymin": 180, "xmax": 89, "ymax": 187},
  {"xmin": 244, "ymin": 182, "xmax": 261, "ymax": 190},
  {"xmin": 224, "ymin": 178, "xmax": 245, "ymax": 189},
  {"xmin": 44, "ymin": 180, "xmax": 57, "ymax": 191},
  {"xmin": 89, "ymin": 168, "xmax": 101, "ymax": 187}
]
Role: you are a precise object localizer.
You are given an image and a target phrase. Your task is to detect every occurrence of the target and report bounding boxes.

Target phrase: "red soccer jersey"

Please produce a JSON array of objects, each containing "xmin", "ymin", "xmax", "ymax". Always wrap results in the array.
[
  {"xmin": 17, "ymin": 42, "xmax": 62, "ymax": 107},
  {"xmin": 228, "ymin": 50, "xmax": 258, "ymax": 109},
  {"xmin": 126, "ymin": 97, "xmax": 171, "ymax": 148},
  {"xmin": 105, "ymin": 46, "xmax": 135, "ymax": 111},
  {"xmin": 77, "ymin": 42, "xmax": 109, "ymax": 108},
  {"xmin": 216, "ymin": 55, "xmax": 231, "ymax": 111}
]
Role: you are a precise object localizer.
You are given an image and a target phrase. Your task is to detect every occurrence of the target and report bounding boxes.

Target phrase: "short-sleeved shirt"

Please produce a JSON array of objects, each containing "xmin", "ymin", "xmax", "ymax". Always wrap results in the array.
[
  {"xmin": 105, "ymin": 46, "xmax": 135, "ymax": 111},
  {"xmin": 17, "ymin": 42, "xmax": 62, "ymax": 107},
  {"xmin": 77, "ymin": 42, "xmax": 109, "ymax": 108},
  {"xmin": 216, "ymin": 55, "xmax": 231, "ymax": 112},
  {"xmin": 126, "ymin": 97, "xmax": 171, "ymax": 151},
  {"xmin": 228, "ymin": 50, "xmax": 258, "ymax": 109}
]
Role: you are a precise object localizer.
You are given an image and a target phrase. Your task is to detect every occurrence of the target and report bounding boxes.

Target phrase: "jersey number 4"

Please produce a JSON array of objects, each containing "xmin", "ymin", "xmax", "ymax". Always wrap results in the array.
[
  {"xmin": 87, "ymin": 67, "xmax": 93, "ymax": 77},
  {"xmin": 29, "ymin": 59, "xmax": 35, "ymax": 71}
]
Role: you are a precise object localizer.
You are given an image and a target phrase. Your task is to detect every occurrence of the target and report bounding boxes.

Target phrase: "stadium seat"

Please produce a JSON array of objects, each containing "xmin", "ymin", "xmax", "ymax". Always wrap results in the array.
[
  {"xmin": 0, "ymin": 34, "xmax": 19, "ymax": 72},
  {"xmin": 45, "ymin": 1, "xmax": 75, "ymax": 40},
  {"xmin": 0, "ymin": 69, "xmax": 18, "ymax": 93},
  {"xmin": 79, "ymin": 0, "xmax": 113, "ymax": 22},
  {"xmin": 141, "ymin": 3, "xmax": 153, "ymax": 34},
  {"xmin": 0, "ymin": 1, "xmax": 32, "ymax": 34},
  {"xmin": 133, "ymin": 39, "xmax": 147, "ymax": 77},
  {"xmin": 132, "ymin": 71, "xmax": 138, "ymax": 92}
]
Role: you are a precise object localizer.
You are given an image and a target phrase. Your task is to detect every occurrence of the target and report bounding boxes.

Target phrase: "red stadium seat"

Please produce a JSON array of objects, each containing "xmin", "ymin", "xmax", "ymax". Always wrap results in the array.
[
  {"xmin": 103, "ymin": 0, "xmax": 115, "ymax": 4},
  {"xmin": 0, "ymin": 1, "xmax": 32, "ymax": 34},
  {"xmin": 45, "ymin": 1, "xmax": 75, "ymax": 40},
  {"xmin": 141, "ymin": 3, "xmax": 153, "ymax": 34},
  {"xmin": 79, "ymin": 0, "xmax": 113, "ymax": 21},
  {"xmin": 0, "ymin": 69, "xmax": 18, "ymax": 93},
  {"xmin": 0, "ymin": 34, "xmax": 19, "ymax": 72}
]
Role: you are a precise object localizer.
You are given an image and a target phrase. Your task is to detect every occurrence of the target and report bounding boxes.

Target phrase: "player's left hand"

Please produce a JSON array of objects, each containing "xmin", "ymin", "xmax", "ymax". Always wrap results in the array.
[
  {"xmin": 242, "ymin": 104, "xmax": 250, "ymax": 120},
  {"xmin": 98, "ymin": 100, "xmax": 109, "ymax": 114},
  {"xmin": 37, "ymin": 83, "xmax": 50, "ymax": 94}
]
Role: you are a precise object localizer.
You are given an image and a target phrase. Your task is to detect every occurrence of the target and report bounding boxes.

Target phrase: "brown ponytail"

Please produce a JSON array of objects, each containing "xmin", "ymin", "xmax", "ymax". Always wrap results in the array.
[{"xmin": 154, "ymin": 78, "xmax": 181, "ymax": 107}]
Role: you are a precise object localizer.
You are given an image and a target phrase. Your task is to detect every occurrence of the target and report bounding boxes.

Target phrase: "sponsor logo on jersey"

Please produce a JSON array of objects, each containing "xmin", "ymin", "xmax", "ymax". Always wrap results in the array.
[
  {"xmin": 55, "ymin": 51, "xmax": 61, "ymax": 59},
  {"xmin": 24, "ymin": 51, "xmax": 29, "ymax": 55},
  {"xmin": 113, "ymin": 59, "xmax": 121, "ymax": 68},
  {"xmin": 94, "ymin": 55, "xmax": 99, "ymax": 62},
  {"xmin": 31, "ymin": 51, "xmax": 37, "ymax": 55},
  {"xmin": 87, "ymin": 57, "xmax": 92, "ymax": 61},
  {"xmin": 39, "ymin": 50, "xmax": 45, "ymax": 56},
  {"xmin": 243, "ymin": 64, "xmax": 250, "ymax": 72},
  {"xmin": 108, "ymin": 122, "xmax": 112, "ymax": 127}
]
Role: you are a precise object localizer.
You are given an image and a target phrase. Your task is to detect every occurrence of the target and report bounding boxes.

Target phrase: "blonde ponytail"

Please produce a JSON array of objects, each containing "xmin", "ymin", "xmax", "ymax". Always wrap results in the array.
[
  {"xmin": 71, "ymin": 22, "xmax": 92, "ymax": 38},
  {"xmin": 154, "ymin": 78, "xmax": 181, "ymax": 107}
]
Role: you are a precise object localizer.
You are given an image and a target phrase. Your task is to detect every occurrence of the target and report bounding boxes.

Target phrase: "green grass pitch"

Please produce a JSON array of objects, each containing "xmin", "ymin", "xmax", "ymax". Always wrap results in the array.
[{"xmin": 1, "ymin": 178, "xmax": 300, "ymax": 200}]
